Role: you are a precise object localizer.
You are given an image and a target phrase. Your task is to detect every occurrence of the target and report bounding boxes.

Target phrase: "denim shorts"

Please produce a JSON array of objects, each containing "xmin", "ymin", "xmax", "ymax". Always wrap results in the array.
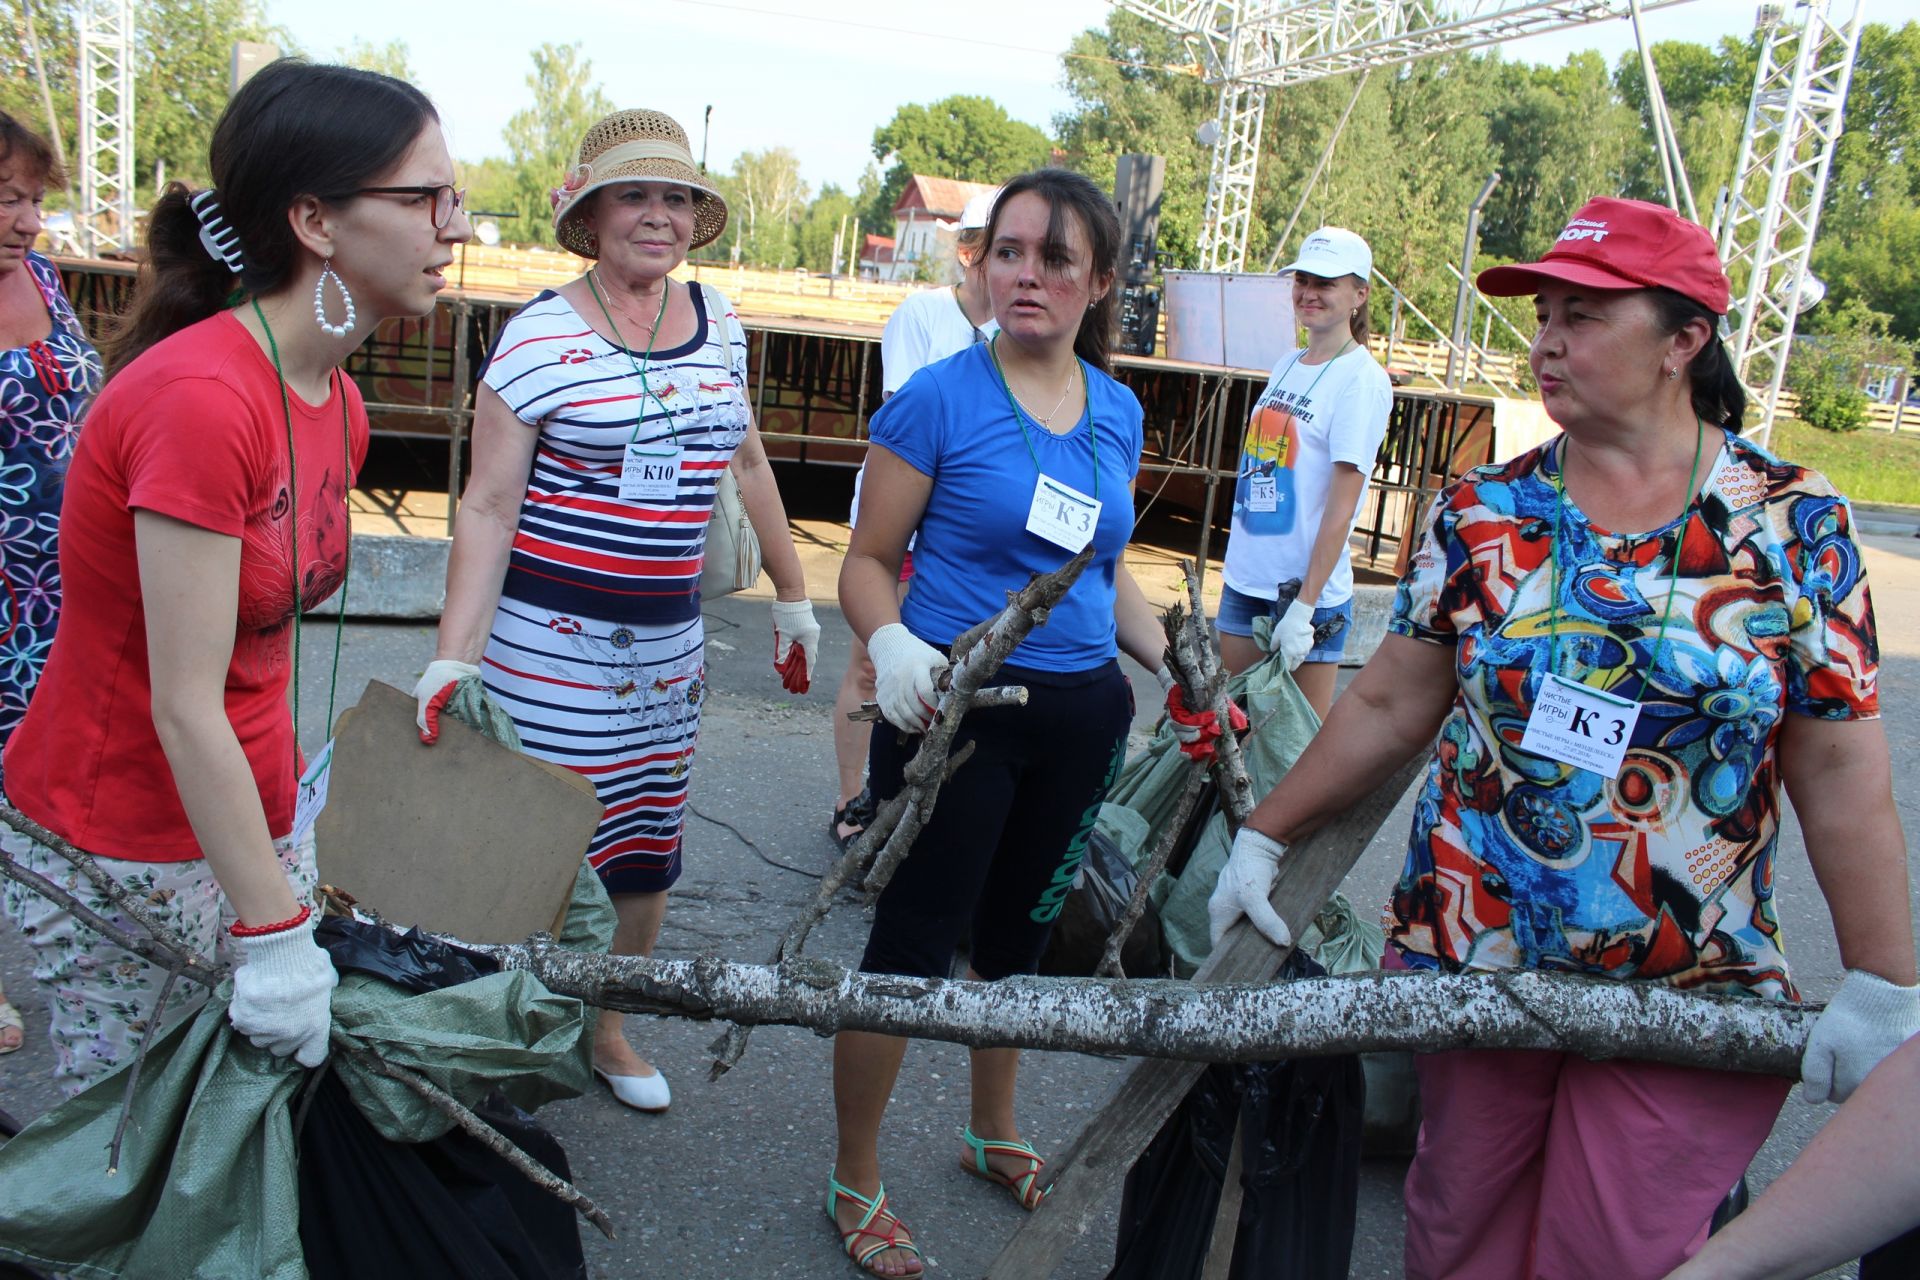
[{"xmin": 1216, "ymin": 583, "xmax": 1355, "ymax": 664}]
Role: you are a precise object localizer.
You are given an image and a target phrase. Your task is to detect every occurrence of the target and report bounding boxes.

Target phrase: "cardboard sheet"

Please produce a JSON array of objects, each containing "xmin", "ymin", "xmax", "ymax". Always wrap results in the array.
[{"xmin": 312, "ymin": 679, "xmax": 604, "ymax": 942}]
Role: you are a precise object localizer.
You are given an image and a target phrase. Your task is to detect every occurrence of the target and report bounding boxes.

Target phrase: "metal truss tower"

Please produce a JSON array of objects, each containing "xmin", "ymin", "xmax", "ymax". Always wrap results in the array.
[
  {"xmin": 1118, "ymin": 0, "xmax": 1700, "ymax": 271},
  {"xmin": 1716, "ymin": 0, "xmax": 1865, "ymax": 446},
  {"xmin": 78, "ymin": 0, "xmax": 136, "ymax": 256},
  {"xmin": 1198, "ymin": 23, "xmax": 1270, "ymax": 272}
]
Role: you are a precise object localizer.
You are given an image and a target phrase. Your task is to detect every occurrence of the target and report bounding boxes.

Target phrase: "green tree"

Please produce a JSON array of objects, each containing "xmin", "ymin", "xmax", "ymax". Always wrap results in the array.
[
  {"xmin": 3, "ymin": 0, "xmax": 80, "ymax": 189},
  {"xmin": 338, "ymin": 37, "xmax": 414, "ymax": 80},
  {"xmin": 2, "ymin": 0, "xmax": 284, "ymax": 196},
  {"xmin": 796, "ymin": 183, "xmax": 857, "ymax": 273},
  {"xmin": 1611, "ymin": 36, "xmax": 1757, "ymax": 209},
  {"xmin": 1482, "ymin": 53, "xmax": 1638, "ymax": 261},
  {"xmin": 1813, "ymin": 200, "xmax": 1920, "ymax": 343},
  {"xmin": 501, "ymin": 42, "xmax": 614, "ymax": 249},
  {"xmin": 1816, "ymin": 23, "xmax": 1920, "ymax": 340},
  {"xmin": 864, "ymin": 94, "xmax": 1051, "ymax": 230},
  {"xmin": 134, "ymin": 0, "xmax": 283, "ymax": 190},
  {"xmin": 727, "ymin": 146, "xmax": 808, "ymax": 269},
  {"xmin": 1054, "ymin": 12, "xmax": 1217, "ymax": 268}
]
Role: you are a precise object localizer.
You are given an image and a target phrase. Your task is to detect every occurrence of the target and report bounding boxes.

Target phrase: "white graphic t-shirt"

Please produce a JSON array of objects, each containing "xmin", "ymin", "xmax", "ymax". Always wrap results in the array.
[{"xmin": 1221, "ymin": 344, "xmax": 1392, "ymax": 608}]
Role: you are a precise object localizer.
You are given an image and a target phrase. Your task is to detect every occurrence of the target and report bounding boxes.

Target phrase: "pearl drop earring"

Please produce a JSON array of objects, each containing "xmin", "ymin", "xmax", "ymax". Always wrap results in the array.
[{"xmin": 314, "ymin": 257, "xmax": 356, "ymax": 338}]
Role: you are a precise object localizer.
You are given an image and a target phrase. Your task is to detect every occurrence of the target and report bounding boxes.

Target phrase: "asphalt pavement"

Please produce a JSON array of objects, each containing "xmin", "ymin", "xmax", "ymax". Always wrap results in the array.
[{"xmin": 2, "ymin": 518, "xmax": 1916, "ymax": 1278}]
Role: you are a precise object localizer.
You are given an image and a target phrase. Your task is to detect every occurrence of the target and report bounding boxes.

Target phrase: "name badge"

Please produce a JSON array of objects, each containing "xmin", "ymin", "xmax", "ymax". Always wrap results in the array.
[
  {"xmin": 1248, "ymin": 474, "xmax": 1278, "ymax": 513},
  {"xmin": 1026, "ymin": 474, "xmax": 1102, "ymax": 553},
  {"xmin": 620, "ymin": 444, "xmax": 682, "ymax": 502},
  {"xmin": 1519, "ymin": 673, "xmax": 1641, "ymax": 778},
  {"xmin": 292, "ymin": 739, "xmax": 333, "ymax": 840}
]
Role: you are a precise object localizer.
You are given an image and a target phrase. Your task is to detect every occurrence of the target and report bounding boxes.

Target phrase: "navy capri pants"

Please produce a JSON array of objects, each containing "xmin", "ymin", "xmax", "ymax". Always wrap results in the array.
[{"xmin": 860, "ymin": 658, "xmax": 1132, "ymax": 982}]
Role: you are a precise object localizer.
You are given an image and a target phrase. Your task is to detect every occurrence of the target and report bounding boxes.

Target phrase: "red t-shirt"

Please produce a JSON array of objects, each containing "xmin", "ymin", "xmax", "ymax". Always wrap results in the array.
[{"xmin": 2, "ymin": 311, "xmax": 368, "ymax": 860}]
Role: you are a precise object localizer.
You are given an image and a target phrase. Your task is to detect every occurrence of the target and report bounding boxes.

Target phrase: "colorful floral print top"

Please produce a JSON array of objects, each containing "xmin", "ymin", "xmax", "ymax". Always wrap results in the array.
[
  {"xmin": 0, "ymin": 252, "xmax": 100, "ymax": 741},
  {"xmin": 1386, "ymin": 429, "xmax": 1878, "ymax": 1000}
]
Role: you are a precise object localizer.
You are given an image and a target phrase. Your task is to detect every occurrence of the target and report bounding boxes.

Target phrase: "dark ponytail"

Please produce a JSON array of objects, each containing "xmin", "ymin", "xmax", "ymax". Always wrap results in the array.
[
  {"xmin": 974, "ymin": 168, "xmax": 1120, "ymax": 374},
  {"xmin": 105, "ymin": 59, "xmax": 437, "ymax": 378},
  {"xmin": 1649, "ymin": 287, "xmax": 1746, "ymax": 429}
]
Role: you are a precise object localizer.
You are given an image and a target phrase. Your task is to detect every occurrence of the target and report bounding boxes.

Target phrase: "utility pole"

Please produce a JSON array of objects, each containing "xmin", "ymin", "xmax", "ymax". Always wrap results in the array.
[
  {"xmin": 1446, "ymin": 173, "xmax": 1500, "ymax": 391},
  {"xmin": 22, "ymin": 2, "xmax": 69, "ymax": 177}
]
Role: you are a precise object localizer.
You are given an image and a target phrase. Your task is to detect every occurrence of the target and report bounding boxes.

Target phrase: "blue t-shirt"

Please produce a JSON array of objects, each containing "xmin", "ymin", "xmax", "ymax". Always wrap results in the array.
[{"xmin": 869, "ymin": 342, "xmax": 1144, "ymax": 673}]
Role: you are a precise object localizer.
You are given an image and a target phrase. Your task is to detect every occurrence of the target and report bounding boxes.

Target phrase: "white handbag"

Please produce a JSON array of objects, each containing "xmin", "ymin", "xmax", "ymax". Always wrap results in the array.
[
  {"xmin": 700, "ymin": 462, "xmax": 762, "ymax": 599},
  {"xmin": 694, "ymin": 284, "xmax": 763, "ymax": 599}
]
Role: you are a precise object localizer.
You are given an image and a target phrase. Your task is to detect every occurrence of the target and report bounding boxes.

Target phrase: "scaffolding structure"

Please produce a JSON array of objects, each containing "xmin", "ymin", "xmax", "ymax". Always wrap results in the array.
[
  {"xmin": 1117, "ymin": 0, "xmax": 1698, "ymax": 272},
  {"xmin": 76, "ymin": 0, "xmax": 136, "ymax": 256},
  {"xmin": 1716, "ymin": 0, "xmax": 1866, "ymax": 446}
]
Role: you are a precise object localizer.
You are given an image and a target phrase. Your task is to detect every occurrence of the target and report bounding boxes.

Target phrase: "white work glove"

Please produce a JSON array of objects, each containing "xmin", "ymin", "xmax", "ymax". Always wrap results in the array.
[
  {"xmin": 770, "ymin": 599, "xmax": 822, "ymax": 695},
  {"xmin": 1273, "ymin": 598, "xmax": 1316, "ymax": 672},
  {"xmin": 413, "ymin": 658, "xmax": 481, "ymax": 743},
  {"xmin": 228, "ymin": 914, "xmax": 338, "ymax": 1068},
  {"xmin": 1799, "ymin": 969, "xmax": 1920, "ymax": 1103},
  {"xmin": 1207, "ymin": 827, "xmax": 1294, "ymax": 949},
  {"xmin": 866, "ymin": 622, "xmax": 950, "ymax": 734}
]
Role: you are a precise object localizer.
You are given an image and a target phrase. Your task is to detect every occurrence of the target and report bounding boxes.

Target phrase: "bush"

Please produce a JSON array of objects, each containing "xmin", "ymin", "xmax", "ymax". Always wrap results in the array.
[
  {"xmin": 1793, "ymin": 374, "xmax": 1871, "ymax": 433},
  {"xmin": 1787, "ymin": 299, "xmax": 1903, "ymax": 434}
]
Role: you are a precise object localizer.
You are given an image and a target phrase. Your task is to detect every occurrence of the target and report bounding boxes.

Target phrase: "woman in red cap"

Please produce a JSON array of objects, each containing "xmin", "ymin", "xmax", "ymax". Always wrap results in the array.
[{"xmin": 1208, "ymin": 196, "xmax": 1914, "ymax": 1276}]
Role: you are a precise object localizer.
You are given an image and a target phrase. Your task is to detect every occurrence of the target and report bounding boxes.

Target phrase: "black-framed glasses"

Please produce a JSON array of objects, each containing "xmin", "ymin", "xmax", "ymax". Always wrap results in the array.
[{"xmin": 343, "ymin": 184, "xmax": 466, "ymax": 229}]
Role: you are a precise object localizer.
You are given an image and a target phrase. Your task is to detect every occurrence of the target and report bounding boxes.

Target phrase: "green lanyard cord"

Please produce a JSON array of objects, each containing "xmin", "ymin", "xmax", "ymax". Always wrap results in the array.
[
  {"xmin": 251, "ymin": 297, "xmax": 351, "ymax": 758},
  {"xmin": 1250, "ymin": 339, "xmax": 1351, "ymax": 466},
  {"xmin": 988, "ymin": 334, "xmax": 1099, "ymax": 500},
  {"xmin": 1544, "ymin": 418, "xmax": 1705, "ymax": 697},
  {"xmin": 586, "ymin": 270, "xmax": 679, "ymax": 445}
]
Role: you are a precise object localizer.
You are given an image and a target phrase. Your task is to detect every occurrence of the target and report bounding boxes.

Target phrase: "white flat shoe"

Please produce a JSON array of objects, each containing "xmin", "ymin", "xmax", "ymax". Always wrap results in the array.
[{"xmin": 594, "ymin": 1064, "xmax": 671, "ymax": 1112}]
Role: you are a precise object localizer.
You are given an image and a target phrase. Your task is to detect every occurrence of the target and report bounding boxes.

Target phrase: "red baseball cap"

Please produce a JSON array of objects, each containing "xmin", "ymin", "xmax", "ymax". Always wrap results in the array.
[{"xmin": 1477, "ymin": 197, "xmax": 1731, "ymax": 315}]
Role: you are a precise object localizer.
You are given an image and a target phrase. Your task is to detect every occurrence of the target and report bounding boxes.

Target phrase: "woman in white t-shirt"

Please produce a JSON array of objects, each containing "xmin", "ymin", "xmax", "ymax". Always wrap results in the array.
[
  {"xmin": 1216, "ymin": 226, "xmax": 1392, "ymax": 717},
  {"xmin": 829, "ymin": 190, "xmax": 997, "ymax": 848}
]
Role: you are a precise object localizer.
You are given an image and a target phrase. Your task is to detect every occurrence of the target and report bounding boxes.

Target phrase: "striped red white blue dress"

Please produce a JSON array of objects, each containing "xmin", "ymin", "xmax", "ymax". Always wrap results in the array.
[{"xmin": 478, "ymin": 282, "xmax": 751, "ymax": 893}]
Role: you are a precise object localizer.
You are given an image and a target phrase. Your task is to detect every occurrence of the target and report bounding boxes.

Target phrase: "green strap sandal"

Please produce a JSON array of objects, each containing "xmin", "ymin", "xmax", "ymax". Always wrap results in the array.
[
  {"xmin": 826, "ymin": 1175, "xmax": 924, "ymax": 1276},
  {"xmin": 960, "ymin": 1126, "xmax": 1051, "ymax": 1211}
]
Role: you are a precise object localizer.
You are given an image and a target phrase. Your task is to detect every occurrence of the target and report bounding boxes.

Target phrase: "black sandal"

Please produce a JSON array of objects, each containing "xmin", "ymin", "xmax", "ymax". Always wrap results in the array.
[{"xmin": 831, "ymin": 786, "xmax": 876, "ymax": 850}]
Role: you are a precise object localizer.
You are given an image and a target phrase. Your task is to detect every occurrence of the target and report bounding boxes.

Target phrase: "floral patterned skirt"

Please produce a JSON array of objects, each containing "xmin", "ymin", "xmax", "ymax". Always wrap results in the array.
[{"xmin": 0, "ymin": 824, "xmax": 317, "ymax": 1096}]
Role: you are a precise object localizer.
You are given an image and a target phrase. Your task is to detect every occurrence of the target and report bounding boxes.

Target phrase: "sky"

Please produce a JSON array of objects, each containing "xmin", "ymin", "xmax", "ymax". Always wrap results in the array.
[{"xmin": 269, "ymin": 0, "xmax": 1811, "ymax": 194}]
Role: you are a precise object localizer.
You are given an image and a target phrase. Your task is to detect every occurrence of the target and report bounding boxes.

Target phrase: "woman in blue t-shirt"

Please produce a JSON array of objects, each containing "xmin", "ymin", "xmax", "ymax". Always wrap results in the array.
[{"xmin": 824, "ymin": 169, "xmax": 1170, "ymax": 1275}]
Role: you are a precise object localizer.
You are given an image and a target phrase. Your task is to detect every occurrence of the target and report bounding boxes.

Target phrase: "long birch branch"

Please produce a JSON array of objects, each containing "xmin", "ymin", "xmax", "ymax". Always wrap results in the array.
[{"xmin": 475, "ymin": 940, "xmax": 1813, "ymax": 1078}]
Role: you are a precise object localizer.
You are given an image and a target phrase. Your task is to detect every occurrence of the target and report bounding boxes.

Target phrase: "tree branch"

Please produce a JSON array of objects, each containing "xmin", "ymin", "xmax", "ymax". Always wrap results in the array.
[
  {"xmin": 1168, "ymin": 562, "xmax": 1255, "ymax": 829},
  {"xmin": 0, "ymin": 804, "xmax": 220, "ymax": 980},
  {"xmin": 0, "ymin": 809, "xmax": 610, "ymax": 1241},
  {"xmin": 477, "ymin": 940, "xmax": 1814, "ymax": 1078},
  {"xmin": 0, "ymin": 823, "xmax": 223, "ymax": 989},
  {"xmin": 706, "ymin": 546, "xmax": 1095, "ymax": 1077},
  {"xmin": 330, "ymin": 1031, "xmax": 616, "ymax": 1240},
  {"xmin": 1095, "ymin": 757, "xmax": 1207, "ymax": 979}
]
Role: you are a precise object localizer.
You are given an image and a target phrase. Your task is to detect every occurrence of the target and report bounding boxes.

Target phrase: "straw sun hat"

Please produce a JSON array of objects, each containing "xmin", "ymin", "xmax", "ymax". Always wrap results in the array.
[{"xmin": 549, "ymin": 109, "xmax": 729, "ymax": 259}]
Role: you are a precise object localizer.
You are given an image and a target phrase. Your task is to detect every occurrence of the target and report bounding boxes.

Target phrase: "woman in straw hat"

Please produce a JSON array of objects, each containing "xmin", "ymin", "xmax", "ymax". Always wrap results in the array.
[
  {"xmin": 1208, "ymin": 197, "xmax": 1913, "ymax": 1276},
  {"xmin": 420, "ymin": 108, "xmax": 818, "ymax": 1115}
]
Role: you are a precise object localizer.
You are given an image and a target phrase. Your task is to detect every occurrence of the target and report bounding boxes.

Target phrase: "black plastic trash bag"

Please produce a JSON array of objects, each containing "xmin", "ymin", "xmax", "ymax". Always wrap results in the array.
[
  {"xmin": 316, "ymin": 916, "xmax": 500, "ymax": 993},
  {"xmin": 1107, "ymin": 952, "xmax": 1365, "ymax": 1280},
  {"xmin": 297, "ymin": 1072, "xmax": 586, "ymax": 1280},
  {"xmin": 299, "ymin": 918, "xmax": 584, "ymax": 1279},
  {"xmin": 1038, "ymin": 826, "xmax": 1167, "ymax": 977},
  {"xmin": 1862, "ymin": 1226, "xmax": 1920, "ymax": 1278}
]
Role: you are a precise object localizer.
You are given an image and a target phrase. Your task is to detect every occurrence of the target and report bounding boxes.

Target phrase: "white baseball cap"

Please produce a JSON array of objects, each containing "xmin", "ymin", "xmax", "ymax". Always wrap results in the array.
[
  {"xmin": 1279, "ymin": 226, "xmax": 1372, "ymax": 280},
  {"xmin": 960, "ymin": 189, "xmax": 1000, "ymax": 231}
]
